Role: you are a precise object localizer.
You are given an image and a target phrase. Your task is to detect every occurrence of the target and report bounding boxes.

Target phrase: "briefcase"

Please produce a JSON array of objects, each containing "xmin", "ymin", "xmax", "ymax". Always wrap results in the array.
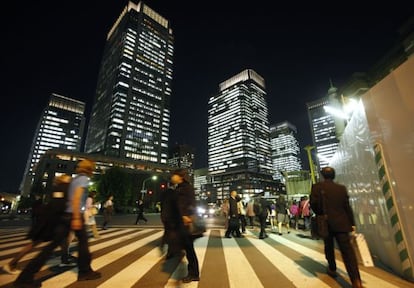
[{"xmin": 351, "ymin": 233, "xmax": 374, "ymax": 267}]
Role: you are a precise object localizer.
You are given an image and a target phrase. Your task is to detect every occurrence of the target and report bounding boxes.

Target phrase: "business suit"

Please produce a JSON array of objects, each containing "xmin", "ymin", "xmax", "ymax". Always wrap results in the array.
[
  {"xmin": 310, "ymin": 176, "xmax": 362, "ymax": 287},
  {"xmin": 225, "ymin": 194, "xmax": 242, "ymax": 238}
]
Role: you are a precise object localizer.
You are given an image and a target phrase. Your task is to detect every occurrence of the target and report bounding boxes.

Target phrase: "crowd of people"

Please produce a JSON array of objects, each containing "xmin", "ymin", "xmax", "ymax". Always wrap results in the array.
[{"xmin": 3, "ymin": 165, "xmax": 363, "ymax": 288}]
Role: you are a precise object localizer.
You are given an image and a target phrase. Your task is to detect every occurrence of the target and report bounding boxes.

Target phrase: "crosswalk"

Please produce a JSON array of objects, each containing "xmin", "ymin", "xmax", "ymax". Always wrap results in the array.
[{"xmin": 0, "ymin": 227, "xmax": 413, "ymax": 288}]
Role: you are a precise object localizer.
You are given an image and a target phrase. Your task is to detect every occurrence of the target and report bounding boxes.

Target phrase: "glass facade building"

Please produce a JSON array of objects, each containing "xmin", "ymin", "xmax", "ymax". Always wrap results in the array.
[
  {"xmin": 21, "ymin": 93, "xmax": 85, "ymax": 194},
  {"xmin": 85, "ymin": 1, "xmax": 173, "ymax": 165},
  {"xmin": 306, "ymin": 84, "xmax": 342, "ymax": 169},
  {"xmin": 270, "ymin": 121, "xmax": 302, "ymax": 181},
  {"xmin": 207, "ymin": 69, "xmax": 274, "ymax": 200}
]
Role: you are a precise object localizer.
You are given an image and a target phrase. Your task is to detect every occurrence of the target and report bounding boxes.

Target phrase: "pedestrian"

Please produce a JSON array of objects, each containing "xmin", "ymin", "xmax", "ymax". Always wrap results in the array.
[
  {"xmin": 13, "ymin": 159, "xmax": 101, "ymax": 288},
  {"xmin": 84, "ymin": 190, "xmax": 100, "ymax": 238},
  {"xmin": 254, "ymin": 195, "xmax": 271, "ymax": 239},
  {"xmin": 3, "ymin": 175, "xmax": 75, "ymax": 275},
  {"xmin": 276, "ymin": 195, "xmax": 290, "ymax": 235},
  {"xmin": 300, "ymin": 195, "xmax": 311, "ymax": 230},
  {"xmin": 159, "ymin": 183, "xmax": 183, "ymax": 259},
  {"xmin": 310, "ymin": 167, "xmax": 363, "ymax": 288},
  {"xmin": 170, "ymin": 168, "xmax": 200, "ymax": 283},
  {"xmin": 102, "ymin": 195, "xmax": 114, "ymax": 230},
  {"xmin": 224, "ymin": 191, "xmax": 243, "ymax": 238},
  {"xmin": 238, "ymin": 200, "xmax": 247, "ymax": 234},
  {"xmin": 289, "ymin": 200, "xmax": 299, "ymax": 229},
  {"xmin": 135, "ymin": 199, "xmax": 148, "ymax": 224},
  {"xmin": 221, "ymin": 199, "xmax": 229, "ymax": 229},
  {"xmin": 246, "ymin": 200, "xmax": 256, "ymax": 228}
]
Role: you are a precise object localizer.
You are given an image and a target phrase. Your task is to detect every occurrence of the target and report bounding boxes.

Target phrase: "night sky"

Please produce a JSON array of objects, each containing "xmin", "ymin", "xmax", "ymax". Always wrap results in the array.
[{"xmin": 1, "ymin": 1, "xmax": 412, "ymax": 192}]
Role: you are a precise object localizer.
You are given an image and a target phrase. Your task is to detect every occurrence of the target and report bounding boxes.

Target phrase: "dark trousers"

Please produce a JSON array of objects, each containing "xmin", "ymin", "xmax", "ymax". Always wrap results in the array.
[
  {"xmin": 324, "ymin": 231, "xmax": 361, "ymax": 282},
  {"xmin": 183, "ymin": 233, "xmax": 199, "ymax": 277},
  {"xmin": 225, "ymin": 217, "xmax": 241, "ymax": 237},
  {"xmin": 239, "ymin": 215, "xmax": 247, "ymax": 232},
  {"xmin": 258, "ymin": 215, "xmax": 267, "ymax": 238},
  {"xmin": 15, "ymin": 214, "xmax": 92, "ymax": 284},
  {"xmin": 135, "ymin": 212, "xmax": 147, "ymax": 224},
  {"xmin": 103, "ymin": 211, "xmax": 112, "ymax": 228}
]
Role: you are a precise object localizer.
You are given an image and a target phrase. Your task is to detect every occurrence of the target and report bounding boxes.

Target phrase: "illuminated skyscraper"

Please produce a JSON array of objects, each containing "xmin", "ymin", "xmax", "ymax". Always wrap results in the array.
[
  {"xmin": 270, "ymin": 121, "xmax": 302, "ymax": 181},
  {"xmin": 168, "ymin": 144, "xmax": 195, "ymax": 182},
  {"xmin": 306, "ymin": 82, "xmax": 342, "ymax": 169},
  {"xmin": 85, "ymin": 1, "xmax": 173, "ymax": 164},
  {"xmin": 21, "ymin": 93, "xmax": 85, "ymax": 194},
  {"xmin": 207, "ymin": 69, "xmax": 274, "ymax": 200}
]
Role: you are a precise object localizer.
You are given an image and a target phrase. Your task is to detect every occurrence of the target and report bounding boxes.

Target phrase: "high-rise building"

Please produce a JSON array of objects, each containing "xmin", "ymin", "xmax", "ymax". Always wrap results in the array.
[
  {"xmin": 207, "ymin": 69, "xmax": 274, "ymax": 200},
  {"xmin": 306, "ymin": 82, "xmax": 342, "ymax": 169},
  {"xmin": 21, "ymin": 93, "xmax": 85, "ymax": 195},
  {"xmin": 168, "ymin": 144, "xmax": 195, "ymax": 182},
  {"xmin": 270, "ymin": 121, "xmax": 302, "ymax": 181},
  {"xmin": 85, "ymin": 1, "xmax": 173, "ymax": 165}
]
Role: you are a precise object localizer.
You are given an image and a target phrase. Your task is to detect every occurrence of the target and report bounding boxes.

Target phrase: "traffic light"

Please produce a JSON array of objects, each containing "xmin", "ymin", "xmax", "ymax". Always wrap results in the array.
[{"xmin": 148, "ymin": 190, "xmax": 153, "ymax": 195}]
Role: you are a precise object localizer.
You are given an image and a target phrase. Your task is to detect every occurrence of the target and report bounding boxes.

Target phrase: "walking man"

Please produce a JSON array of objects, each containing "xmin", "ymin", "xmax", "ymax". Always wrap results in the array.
[
  {"xmin": 13, "ymin": 159, "xmax": 101, "ymax": 287},
  {"xmin": 310, "ymin": 167, "xmax": 363, "ymax": 288},
  {"xmin": 135, "ymin": 199, "xmax": 148, "ymax": 224}
]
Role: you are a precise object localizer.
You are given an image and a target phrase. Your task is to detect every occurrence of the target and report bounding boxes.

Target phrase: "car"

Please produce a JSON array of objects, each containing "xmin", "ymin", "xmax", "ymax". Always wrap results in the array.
[{"xmin": 196, "ymin": 203, "xmax": 217, "ymax": 218}]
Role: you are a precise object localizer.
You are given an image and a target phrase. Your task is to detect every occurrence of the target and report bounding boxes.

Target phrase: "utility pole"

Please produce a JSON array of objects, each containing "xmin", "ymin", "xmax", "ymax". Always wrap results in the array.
[{"xmin": 304, "ymin": 145, "xmax": 316, "ymax": 184}]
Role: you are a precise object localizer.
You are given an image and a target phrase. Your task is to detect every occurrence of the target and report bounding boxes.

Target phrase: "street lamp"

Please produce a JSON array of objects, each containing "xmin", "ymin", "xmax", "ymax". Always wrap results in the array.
[{"xmin": 140, "ymin": 175, "xmax": 157, "ymax": 199}]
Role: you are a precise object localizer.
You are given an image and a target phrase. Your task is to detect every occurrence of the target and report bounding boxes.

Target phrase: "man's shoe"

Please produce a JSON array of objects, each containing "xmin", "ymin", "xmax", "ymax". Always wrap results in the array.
[
  {"xmin": 182, "ymin": 275, "xmax": 200, "ymax": 283},
  {"xmin": 326, "ymin": 268, "xmax": 338, "ymax": 278},
  {"xmin": 78, "ymin": 270, "xmax": 102, "ymax": 281},
  {"xmin": 3, "ymin": 263, "xmax": 21, "ymax": 275},
  {"xmin": 59, "ymin": 257, "xmax": 77, "ymax": 267}
]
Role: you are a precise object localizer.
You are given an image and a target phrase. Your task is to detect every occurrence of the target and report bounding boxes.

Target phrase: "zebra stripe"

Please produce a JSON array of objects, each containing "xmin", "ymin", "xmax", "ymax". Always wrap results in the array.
[{"xmin": 374, "ymin": 143, "xmax": 413, "ymax": 279}]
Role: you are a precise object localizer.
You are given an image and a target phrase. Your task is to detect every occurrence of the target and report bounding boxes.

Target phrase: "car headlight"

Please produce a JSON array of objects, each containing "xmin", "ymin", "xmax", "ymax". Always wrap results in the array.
[
  {"xmin": 208, "ymin": 208, "xmax": 215, "ymax": 214},
  {"xmin": 197, "ymin": 207, "xmax": 206, "ymax": 214}
]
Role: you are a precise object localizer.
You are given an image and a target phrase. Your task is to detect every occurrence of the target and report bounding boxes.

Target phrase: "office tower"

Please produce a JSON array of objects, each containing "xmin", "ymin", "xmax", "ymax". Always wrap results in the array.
[
  {"xmin": 270, "ymin": 121, "xmax": 302, "ymax": 181},
  {"xmin": 306, "ymin": 82, "xmax": 341, "ymax": 169},
  {"xmin": 168, "ymin": 143, "xmax": 195, "ymax": 182},
  {"xmin": 21, "ymin": 93, "xmax": 85, "ymax": 194},
  {"xmin": 207, "ymin": 69, "xmax": 274, "ymax": 200},
  {"xmin": 194, "ymin": 168, "xmax": 209, "ymax": 200},
  {"xmin": 85, "ymin": 1, "xmax": 173, "ymax": 165}
]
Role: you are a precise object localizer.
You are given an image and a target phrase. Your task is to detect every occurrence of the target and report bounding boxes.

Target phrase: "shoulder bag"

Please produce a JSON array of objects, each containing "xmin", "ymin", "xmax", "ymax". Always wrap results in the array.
[{"xmin": 311, "ymin": 190, "xmax": 329, "ymax": 239}]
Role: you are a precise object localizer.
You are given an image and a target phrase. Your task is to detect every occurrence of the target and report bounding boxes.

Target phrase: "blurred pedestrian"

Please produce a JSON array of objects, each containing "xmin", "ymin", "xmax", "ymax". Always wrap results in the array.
[
  {"xmin": 289, "ymin": 200, "xmax": 299, "ymax": 229},
  {"xmin": 13, "ymin": 159, "xmax": 101, "ymax": 288},
  {"xmin": 102, "ymin": 195, "xmax": 114, "ymax": 230},
  {"xmin": 3, "ymin": 175, "xmax": 74, "ymax": 275},
  {"xmin": 224, "ymin": 191, "xmax": 242, "ymax": 238},
  {"xmin": 171, "ymin": 168, "xmax": 200, "ymax": 283},
  {"xmin": 84, "ymin": 190, "xmax": 100, "ymax": 238},
  {"xmin": 135, "ymin": 199, "xmax": 148, "ymax": 224},
  {"xmin": 246, "ymin": 200, "xmax": 256, "ymax": 228},
  {"xmin": 276, "ymin": 195, "xmax": 290, "ymax": 235},
  {"xmin": 254, "ymin": 195, "xmax": 271, "ymax": 239},
  {"xmin": 310, "ymin": 167, "xmax": 363, "ymax": 288},
  {"xmin": 159, "ymin": 183, "xmax": 183, "ymax": 259}
]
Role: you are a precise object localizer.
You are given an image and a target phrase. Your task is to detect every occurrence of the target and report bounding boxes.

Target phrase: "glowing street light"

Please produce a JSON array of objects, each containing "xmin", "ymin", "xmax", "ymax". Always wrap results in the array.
[{"xmin": 140, "ymin": 175, "xmax": 157, "ymax": 198}]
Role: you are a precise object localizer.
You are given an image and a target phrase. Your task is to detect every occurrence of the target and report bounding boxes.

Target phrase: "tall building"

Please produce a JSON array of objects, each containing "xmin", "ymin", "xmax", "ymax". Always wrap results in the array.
[
  {"xmin": 270, "ymin": 121, "xmax": 302, "ymax": 181},
  {"xmin": 207, "ymin": 69, "xmax": 274, "ymax": 200},
  {"xmin": 193, "ymin": 168, "xmax": 210, "ymax": 200},
  {"xmin": 306, "ymin": 82, "xmax": 342, "ymax": 169},
  {"xmin": 85, "ymin": 1, "xmax": 173, "ymax": 165},
  {"xmin": 168, "ymin": 144, "xmax": 195, "ymax": 182},
  {"xmin": 21, "ymin": 93, "xmax": 85, "ymax": 195}
]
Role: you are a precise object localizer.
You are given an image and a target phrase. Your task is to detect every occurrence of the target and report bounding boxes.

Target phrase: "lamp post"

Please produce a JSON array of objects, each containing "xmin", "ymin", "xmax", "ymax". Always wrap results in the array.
[{"xmin": 140, "ymin": 175, "xmax": 157, "ymax": 199}]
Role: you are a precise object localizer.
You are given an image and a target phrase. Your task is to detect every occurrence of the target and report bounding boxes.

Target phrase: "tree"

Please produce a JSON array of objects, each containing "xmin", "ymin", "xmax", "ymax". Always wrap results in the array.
[{"xmin": 97, "ymin": 167, "xmax": 132, "ymax": 212}]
